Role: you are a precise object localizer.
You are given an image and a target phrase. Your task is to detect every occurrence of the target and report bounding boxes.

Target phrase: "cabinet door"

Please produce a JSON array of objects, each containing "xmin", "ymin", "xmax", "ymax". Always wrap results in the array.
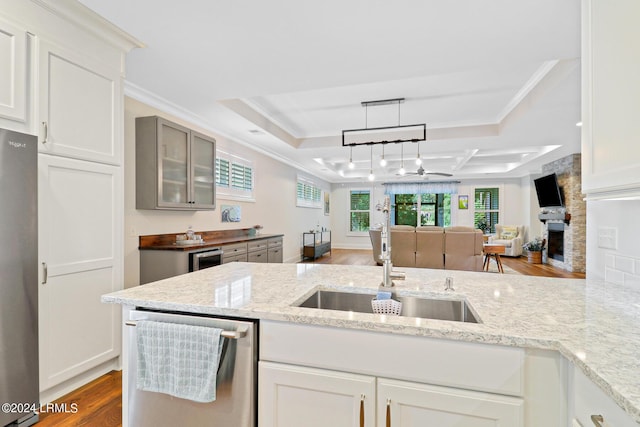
[
  {"xmin": 268, "ymin": 247, "xmax": 283, "ymax": 263},
  {"xmin": 190, "ymin": 130, "xmax": 215, "ymax": 208},
  {"xmin": 156, "ymin": 118, "xmax": 190, "ymax": 208},
  {"xmin": 378, "ymin": 378, "xmax": 524, "ymax": 427},
  {"xmin": 259, "ymin": 362, "xmax": 375, "ymax": 427},
  {"xmin": 38, "ymin": 154, "xmax": 122, "ymax": 390},
  {"xmin": 39, "ymin": 40, "xmax": 121, "ymax": 165},
  {"xmin": 0, "ymin": 17, "xmax": 27, "ymax": 124},
  {"xmin": 582, "ymin": 0, "xmax": 640, "ymax": 196}
]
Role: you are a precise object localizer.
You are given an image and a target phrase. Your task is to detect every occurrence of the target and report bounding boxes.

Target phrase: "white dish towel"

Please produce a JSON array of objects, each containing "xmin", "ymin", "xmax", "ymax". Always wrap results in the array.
[{"xmin": 136, "ymin": 320, "xmax": 224, "ymax": 403}]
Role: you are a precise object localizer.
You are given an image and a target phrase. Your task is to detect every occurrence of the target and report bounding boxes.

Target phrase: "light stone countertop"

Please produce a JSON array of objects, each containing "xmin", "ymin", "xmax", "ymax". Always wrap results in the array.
[{"xmin": 102, "ymin": 262, "xmax": 640, "ymax": 423}]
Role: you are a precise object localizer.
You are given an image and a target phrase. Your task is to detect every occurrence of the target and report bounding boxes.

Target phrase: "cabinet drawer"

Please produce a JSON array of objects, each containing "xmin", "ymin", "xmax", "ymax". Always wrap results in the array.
[
  {"xmin": 222, "ymin": 253, "xmax": 247, "ymax": 264},
  {"xmin": 222, "ymin": 242, "xmax": 248, "ymax": 256},
  {"xmin": 248, "ymin": 248, "xmax": 268, "ymax": 263},
  {"xmin": 248, "ymin": 240, "xmax": 269, "ymax": 252},
  {"xmin": 573, "ymin": 367, "xmax": 637, "ymax": 427},
  {"xmin": 267, "ymin": 237, "xmax": 283, "ymax": 248}
]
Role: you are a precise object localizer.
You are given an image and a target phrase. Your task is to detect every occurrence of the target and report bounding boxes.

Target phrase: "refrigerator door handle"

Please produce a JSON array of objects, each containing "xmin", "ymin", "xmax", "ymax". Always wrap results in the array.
[
  {"xmin": 42, "ymin": 262, "xmax": 47, "ymax": 284},
  {"xmin": 42, "ymin": 121, "xmax": 48, "ymax": 144}
]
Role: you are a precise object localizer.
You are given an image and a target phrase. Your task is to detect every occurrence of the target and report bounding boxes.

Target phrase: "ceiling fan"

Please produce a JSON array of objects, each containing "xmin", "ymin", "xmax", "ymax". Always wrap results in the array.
[{"xmin": 398, "ymin": 165, "xmax": 453, "ymax": 177}]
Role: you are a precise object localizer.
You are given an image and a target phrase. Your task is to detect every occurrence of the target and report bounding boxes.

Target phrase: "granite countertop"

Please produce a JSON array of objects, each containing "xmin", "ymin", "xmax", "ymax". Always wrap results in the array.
[
  {"xmin": 102, "ymin": 263, "xmax": 640, "ymax": 422},
  {"xmin": 139, "ymin": 233, "xmax": 284, "ymax": 251}
]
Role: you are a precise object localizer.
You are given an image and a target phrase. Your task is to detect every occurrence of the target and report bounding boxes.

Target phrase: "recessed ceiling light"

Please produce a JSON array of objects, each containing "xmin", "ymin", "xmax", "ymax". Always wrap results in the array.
[{"xmin": 248, "ymin": 129, "xmax": 264, "ymax": 135}]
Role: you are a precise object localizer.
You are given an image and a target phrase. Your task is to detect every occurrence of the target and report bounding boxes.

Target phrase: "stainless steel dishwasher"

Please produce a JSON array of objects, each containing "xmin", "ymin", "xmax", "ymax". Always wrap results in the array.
[{"xmin": 127, "ymin": 309, "xmax": 257, "ymax": 427}]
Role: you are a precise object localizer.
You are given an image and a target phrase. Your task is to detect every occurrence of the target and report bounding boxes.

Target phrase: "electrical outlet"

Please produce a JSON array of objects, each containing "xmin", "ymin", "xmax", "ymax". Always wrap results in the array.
[{"xmin": 597, "ymin": 227, "xmax": 617, "ymax": 249}]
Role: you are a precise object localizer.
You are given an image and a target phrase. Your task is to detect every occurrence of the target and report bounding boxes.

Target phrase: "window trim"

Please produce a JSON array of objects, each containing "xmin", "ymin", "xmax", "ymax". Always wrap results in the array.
[
  {"xmin": 296, "ymin": 175, "xmax": 323, "ymax": 209},
  {"xmin": 473, "ymin": 186, "xmax": 502, "ymax": 233},
  {"xmin": 216, "ymin": 150, "xmax": 255, "ymax": 202},
  {"xmin": 347, "ymin": 187, "xmax": 371, "ymax": 236}
]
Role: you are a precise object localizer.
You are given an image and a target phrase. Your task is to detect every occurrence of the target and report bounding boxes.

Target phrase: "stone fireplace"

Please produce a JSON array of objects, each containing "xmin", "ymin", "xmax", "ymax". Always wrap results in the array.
[{"xmin": 540, "ymin": 154, "xmax": 585, "ymax": 273}]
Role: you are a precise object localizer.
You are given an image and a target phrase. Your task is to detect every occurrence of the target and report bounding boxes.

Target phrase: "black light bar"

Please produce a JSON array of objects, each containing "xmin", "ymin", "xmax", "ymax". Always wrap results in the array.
[{"xmin": 342, "ymin": 123, "xmax": 426, "ymax": 147}]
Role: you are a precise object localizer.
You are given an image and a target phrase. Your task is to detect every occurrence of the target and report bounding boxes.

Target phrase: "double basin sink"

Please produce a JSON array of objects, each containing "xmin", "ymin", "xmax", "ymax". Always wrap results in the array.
[{"xmin": 296, "ymin": 290, "xmax": 479, "ymax": 323}]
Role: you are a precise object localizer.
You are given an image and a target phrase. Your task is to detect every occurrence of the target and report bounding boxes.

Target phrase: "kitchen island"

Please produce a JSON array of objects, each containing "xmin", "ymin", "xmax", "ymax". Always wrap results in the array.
[{"xmin": 103, "ymin": 263, "xmax": 640, "ymax": 426}]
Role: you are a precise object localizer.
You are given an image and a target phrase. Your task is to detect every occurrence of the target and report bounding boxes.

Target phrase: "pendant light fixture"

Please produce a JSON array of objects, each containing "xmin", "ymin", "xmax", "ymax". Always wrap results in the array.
[
  {"xmin": 415, "ymin": 140, "xmax": 422, "ymax": 166},
  {"xmin": 398, "ymin": 143, "xmax": 406, "ymax": 176},
  {"xmin": 348, "ymin": 145, "xmax": 355, "ymax": 169},
  {"xmin": 368, "ymin": 145, "xmax": 375, "ymax": 181},
  {"xmin": 379, "ymin": 144, "xmax": 387, "ymax": 167}
]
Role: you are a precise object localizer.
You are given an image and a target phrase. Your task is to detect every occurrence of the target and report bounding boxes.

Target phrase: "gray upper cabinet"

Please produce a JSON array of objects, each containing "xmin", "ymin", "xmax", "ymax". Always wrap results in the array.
[{"xmin": 136, "ymin": 116, "xmax": 216, "ymax": 210}]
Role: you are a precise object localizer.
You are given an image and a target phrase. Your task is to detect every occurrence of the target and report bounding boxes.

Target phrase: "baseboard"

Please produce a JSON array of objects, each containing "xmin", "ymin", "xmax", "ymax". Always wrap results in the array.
[
  {"xmin": 39, "ymin": 358, "xmax": 120, "ymax": 404},
  {"xmin": 330, "ymin": 244, "xmax": 372, "ymax": 250}
]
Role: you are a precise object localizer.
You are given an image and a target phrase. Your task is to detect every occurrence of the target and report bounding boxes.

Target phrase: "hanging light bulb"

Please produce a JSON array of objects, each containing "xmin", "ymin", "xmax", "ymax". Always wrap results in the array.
[
  {"xmin": 415, "ymin": 141, "xmax": 422, "ymax": 166},
  {"xmin": 348, "ymin": 145, "xmax": 355, "ymax": 169},
  {"xmin": 368, "ymin": 145, "xmax": 375, "ymax": 181},
  {"xmin": 379, "ymin": 144, "xmax": 387, "ymax": 167},
  {"xmin": 398, "ymin": 143, "xmax": 406, "ymax": 175}
]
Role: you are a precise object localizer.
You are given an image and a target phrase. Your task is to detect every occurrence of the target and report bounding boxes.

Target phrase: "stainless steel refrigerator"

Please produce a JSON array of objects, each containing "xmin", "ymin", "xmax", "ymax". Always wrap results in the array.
[{"xmin": 0, "ymin": 128, "xmax": 38, "ymax": 427}]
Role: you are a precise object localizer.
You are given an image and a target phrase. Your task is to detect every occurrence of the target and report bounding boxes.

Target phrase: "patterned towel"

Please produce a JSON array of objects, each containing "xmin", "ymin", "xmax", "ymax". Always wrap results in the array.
[{"xmin": 136, "ymin": 320, "xmax": 224, "ymax": 402}]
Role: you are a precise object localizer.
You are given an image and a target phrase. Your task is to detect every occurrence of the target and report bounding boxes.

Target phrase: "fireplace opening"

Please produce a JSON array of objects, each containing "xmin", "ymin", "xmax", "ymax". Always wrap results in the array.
[{"xmin": 547, "ymin": 222, "xmax": 564, "ymax": 262}]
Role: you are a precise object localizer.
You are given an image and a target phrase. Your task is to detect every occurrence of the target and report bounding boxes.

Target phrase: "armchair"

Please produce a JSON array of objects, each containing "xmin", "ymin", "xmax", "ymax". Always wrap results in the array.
[{"xmin": 488, "ymin": 224, "xmax": 525, "ymax": 257}]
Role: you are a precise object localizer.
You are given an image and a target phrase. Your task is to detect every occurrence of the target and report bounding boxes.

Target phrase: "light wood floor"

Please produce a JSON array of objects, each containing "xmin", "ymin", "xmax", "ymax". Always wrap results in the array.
[{"xmin": 44, "ymin": 248, "xmax": 584, "ymax": 426}]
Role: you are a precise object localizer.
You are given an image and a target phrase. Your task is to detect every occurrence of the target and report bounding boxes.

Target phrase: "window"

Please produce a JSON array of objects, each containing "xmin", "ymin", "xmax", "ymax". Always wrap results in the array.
[
  {"xmin": 216, "ymin": 151, "xmax": 254, "ymax": 200},
  {"xmin": 474, "ymin": 187, "xmax": 499, "ymax": 233},
  {"xmin": 393, "ymin": 193, "xmax": 451, "ymax": 227},
  {"xmin": 296, "ymin": 175, "xmax": 323, "ymax": 208},
  {"xmin": 350, "ymin": 190, "xmax": 370, "ymax": 232}
]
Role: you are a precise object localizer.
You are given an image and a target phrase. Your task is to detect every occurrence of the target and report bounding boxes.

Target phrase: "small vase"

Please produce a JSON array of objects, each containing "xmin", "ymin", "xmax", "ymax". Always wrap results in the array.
[{"xmin": 527, "ymin": 251, "xmax": 542, "ymax": 264}]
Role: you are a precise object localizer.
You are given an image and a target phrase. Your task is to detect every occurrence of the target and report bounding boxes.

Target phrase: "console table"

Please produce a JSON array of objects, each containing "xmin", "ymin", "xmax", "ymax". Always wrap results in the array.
[{"xmin": 302, "ymin": 231, "xmax": 331, "ymax": 260}]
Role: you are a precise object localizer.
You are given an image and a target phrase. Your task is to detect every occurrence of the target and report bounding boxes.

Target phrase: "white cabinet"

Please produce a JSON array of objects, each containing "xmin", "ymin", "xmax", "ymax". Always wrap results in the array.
[
  {"xmin": 378, "ymin": 378, "xmax": 523, "ymax": 427},
  {"xmin": 259, "ymin": 362, "xmax": 522, "ymax": 427},
  {"xmin": 38, "ymin": 39, "xmax": 123, "ymax": 165},
  {"xmin": 0, "ymin": 16, "xmax": 27, "ymax": 127},
  {"xmin": 260, "ymin": 321, "xmax": 531, "ymax": 427},
  {"xmin": 572, "ymin": 368, "xmax": 638, "ymax": 427},
  {"xmin": 581, "ymin": 0, "xmax": 640, "ymax": 198},
  {"xmin": 259, "ymin": 362, "xmax": 376, "ymax": 427},
  {"xmin": 38, "ymin": 155, "xmax": 122, "ymax": 391},
  {"xmin": 136, "ymin": 116, "xmax": 216, "ymax": 210}
]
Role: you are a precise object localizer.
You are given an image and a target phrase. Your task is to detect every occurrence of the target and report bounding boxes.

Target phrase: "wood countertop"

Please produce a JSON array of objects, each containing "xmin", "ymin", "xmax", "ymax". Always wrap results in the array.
[{"xmin": 139, "ymin": 228, "xmax": 284, "ymax": 251}]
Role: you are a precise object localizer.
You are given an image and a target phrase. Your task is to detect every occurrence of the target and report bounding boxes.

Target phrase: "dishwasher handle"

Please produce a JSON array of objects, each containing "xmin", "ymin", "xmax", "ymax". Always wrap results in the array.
[{"xmin": 125, "ymin": 321, "xmax": 247, "ymax": 339}]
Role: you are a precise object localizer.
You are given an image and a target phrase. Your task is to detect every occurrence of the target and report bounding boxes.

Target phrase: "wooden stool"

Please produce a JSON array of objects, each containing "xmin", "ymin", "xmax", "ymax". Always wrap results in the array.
[{"xmin": 483, "ymin": 244, "xmax": 506, "ymax": 273}]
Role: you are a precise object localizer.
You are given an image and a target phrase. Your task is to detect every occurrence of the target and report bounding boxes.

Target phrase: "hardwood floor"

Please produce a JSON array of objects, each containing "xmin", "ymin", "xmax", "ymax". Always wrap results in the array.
[
  {"xmin": 301, "ymin": 248, "xmax": 586, "ymax": 279},
  {"xmin": 48, "ymin": 249, "xmax": 583, "ymax": 426},
  {"xmin": 37, "ymin": 370, "xmax": 121, "ymax": 427}
]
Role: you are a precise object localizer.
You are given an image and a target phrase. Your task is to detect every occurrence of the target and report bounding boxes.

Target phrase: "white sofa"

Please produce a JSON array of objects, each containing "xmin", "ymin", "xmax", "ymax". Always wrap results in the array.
[{"xmin": 488, "ymin": 224, "xmax": 525, "ymax": 257}]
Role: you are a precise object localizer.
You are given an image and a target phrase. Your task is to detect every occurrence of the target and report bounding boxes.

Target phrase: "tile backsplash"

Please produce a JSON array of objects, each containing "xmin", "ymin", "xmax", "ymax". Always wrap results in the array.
[{"xmin": 605, "ymin": 253, "xmax": 640, "ymax": 286}]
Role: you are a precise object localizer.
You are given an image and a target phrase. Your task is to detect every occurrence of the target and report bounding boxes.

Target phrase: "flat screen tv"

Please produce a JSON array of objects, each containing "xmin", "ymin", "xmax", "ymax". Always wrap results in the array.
[{"xmin": 534, "ymin": 173, "xmax": 564, "ymax": 208}]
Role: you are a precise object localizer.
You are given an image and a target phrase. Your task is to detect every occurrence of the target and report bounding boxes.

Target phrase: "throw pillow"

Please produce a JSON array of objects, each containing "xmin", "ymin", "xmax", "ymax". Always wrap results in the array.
[{"xmin": 500, "ymin": 226, "xmax": 518, "ymax": 240}]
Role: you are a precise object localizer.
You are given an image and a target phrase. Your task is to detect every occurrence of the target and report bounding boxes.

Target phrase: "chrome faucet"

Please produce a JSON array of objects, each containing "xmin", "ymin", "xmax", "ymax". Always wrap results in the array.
[{"xmin": 379, "ymin": 196, "xmax": 405, "ymax": 288}]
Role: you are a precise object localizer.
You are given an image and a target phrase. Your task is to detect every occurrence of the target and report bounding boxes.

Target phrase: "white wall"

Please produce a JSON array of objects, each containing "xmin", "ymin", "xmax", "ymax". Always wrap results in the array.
[
  {"xmin": 124, "ymin": 97, "xmax": 330, "ymax": 288},
  {"xmin": 586, "ymin": 199, "xmax": 640, "ymax": 284}
]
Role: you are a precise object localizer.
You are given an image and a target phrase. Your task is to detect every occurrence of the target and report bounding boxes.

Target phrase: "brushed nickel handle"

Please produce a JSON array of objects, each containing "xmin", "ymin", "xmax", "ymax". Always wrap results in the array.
[
  {"xmin": 42, "ymin": 121, "xmax": 48, "ymax": 144},
  {"xmin": 359, "ymin": 394, "xmax": 365, "ymax": 427},
  {"xmin": 42, "ymin": 262, "xmax": 47, "ymax": 284},
  {"xmin": 386, "ymin": 398, "xmax": 391, "ymax": 427},
  {"xmin": 591, "ymin": 414, "xmax": 604, "ymax": 427},
  {"xmin": 125, "ymin": 321, "xmax": 247, "ymax": 339}
]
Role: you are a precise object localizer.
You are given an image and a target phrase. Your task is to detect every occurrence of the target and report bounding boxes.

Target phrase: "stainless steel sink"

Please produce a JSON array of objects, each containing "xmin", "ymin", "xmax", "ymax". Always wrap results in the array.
[{"xmin": 296, "ymin": 290, "xmax": 479, "ymax": 323}]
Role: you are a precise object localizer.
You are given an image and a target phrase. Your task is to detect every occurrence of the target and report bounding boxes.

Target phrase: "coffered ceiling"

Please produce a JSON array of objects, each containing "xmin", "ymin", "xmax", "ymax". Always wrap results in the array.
[{"xmin": 79, "ymin": 0, "xmax": 582, "ymax": 183}]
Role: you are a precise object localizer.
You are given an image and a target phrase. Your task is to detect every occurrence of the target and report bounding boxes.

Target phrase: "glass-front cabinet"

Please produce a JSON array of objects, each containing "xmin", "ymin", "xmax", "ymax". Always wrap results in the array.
[{"xmin": 136, "ymin": 116, "xmax": 216, "ymax": 210}]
